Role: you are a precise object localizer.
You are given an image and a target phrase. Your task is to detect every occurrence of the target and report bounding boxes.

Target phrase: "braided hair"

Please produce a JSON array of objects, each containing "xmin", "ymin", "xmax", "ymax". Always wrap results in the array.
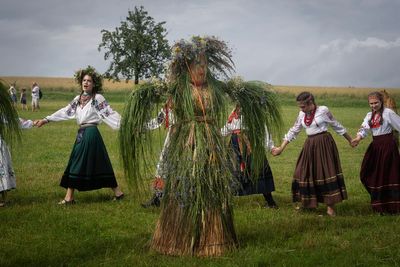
[{"xmin": 368, "ymin": 91, "xmax": 384, "ymax": 127}]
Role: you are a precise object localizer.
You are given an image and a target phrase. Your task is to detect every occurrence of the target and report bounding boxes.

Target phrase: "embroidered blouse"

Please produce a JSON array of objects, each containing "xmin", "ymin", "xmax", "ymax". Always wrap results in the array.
[
  {"xmin": 45, "ymin": 94, "xmax": 121, "ymax": 129},
  {"xmin": 221, "ymin": 112, "xmax": 275, "ymax": 151},
  {"xmin": 284, "ymin": 106, "xmax": 347, "ymax": 142},
  {"xmin": 357, "ymin": 108, "xmax": 400, "ymax": 138},
  {"xmin": 146, "ymin": 108, "xmax": 175, "ymax": 130}
]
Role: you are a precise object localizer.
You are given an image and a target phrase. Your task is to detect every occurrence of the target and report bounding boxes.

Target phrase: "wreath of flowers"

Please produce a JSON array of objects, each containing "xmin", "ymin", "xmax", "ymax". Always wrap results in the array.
[
  {"xmin": 74, "ymin": 65, "xmax": 104, "ymax": 93},
  {"xmin": 169, "ymin": 36, "xmax": 235, "ymax": 79}
]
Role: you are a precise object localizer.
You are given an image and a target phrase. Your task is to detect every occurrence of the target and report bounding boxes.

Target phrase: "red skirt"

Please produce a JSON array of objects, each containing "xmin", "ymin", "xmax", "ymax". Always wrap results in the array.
[
  {"xmin": 360, "ymin": 133, "xmax": 400, "ymax": 213},
  {"xmin": 292, "ymin": 132, "xmax": 347, "ymax": 208}
]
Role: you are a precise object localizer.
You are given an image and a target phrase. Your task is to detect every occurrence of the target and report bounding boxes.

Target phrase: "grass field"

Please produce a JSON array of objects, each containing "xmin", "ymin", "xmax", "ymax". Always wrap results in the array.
[{"xmin": 1, "ymin": 84, "xmax": 400, "ymax": 266}]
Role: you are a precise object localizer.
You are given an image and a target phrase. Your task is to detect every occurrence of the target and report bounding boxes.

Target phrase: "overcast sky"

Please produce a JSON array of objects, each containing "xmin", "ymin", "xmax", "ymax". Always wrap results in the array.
[{"xmin": 1, "ymin": 0, "xmax": 399, "ymax": 87}]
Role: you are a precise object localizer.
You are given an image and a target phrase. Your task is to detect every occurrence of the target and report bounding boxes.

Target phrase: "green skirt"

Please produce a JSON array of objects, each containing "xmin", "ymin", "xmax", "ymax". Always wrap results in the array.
[{"xmin": 60, "ymin": 126, "xmax": 118, "ymax": 191}]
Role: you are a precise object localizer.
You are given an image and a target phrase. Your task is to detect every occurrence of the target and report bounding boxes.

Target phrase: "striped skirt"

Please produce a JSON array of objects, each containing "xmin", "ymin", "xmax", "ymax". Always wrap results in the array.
[
  {"xmin": 60, "ymin": 126, "xmax": 118, "ymax": 191},
  {"xmin": 360, "ymin": 133, "xmax": 400, "ymax": 214},
  {"xmin": 292, "ymin": 132, "xmax": 347, "ymax": 208}
]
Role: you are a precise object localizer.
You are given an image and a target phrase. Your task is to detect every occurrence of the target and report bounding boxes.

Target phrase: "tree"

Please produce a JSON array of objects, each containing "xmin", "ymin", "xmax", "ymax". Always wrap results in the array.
[{"xmin": 98, "ymin": 6, "xmax": 171, "ymax": 84}]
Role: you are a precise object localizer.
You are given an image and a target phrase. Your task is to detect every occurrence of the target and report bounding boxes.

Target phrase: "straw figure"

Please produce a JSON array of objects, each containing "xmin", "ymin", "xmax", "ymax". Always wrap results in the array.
[
  {"xmin": 380, "ymin": 89, "xmax": 399, "ymax": 148},
  {"xmin": 119, "ymin": 36, "xmax": 282, "ymax": 256}
]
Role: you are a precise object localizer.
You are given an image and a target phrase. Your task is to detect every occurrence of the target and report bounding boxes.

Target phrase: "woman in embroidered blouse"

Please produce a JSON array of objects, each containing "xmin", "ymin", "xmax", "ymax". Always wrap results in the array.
[
  {"xmin": 351, "ymin": 91, "xmax": 400, "ymax": 214},
  {"xmin": 141, "ymin": 98, "xmax": 175, "ymax": 208},
  {"xmin": 272, "ymin": 91, "xmax": 352, "ymax": 216},
  {"xmin": 222, "ymin": 104, "xmax": 278, "ymax": 208},
  {"xmin": 34, "ymin": 66, "xmax": 124, "ymax": 204}
]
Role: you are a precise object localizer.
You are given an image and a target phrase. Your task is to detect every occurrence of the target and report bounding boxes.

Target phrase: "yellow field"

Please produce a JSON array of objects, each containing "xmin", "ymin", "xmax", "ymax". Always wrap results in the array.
[
  {"xmin": 273, "ymin": 85, "xmax": 400, "ymax": 97},
  {"xmin": 1, "ymin": 76, "xmax": 399, "ymax": 96},
  {"xmin": 0, "ymin": 76, "xmax": 135, "ymax": 91}
]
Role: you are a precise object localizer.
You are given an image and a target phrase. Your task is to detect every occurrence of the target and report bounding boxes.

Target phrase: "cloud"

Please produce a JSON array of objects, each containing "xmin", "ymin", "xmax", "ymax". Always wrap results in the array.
[{"xmin": 319, "ymin": 37, "xmax": 400, "ymax": 54}]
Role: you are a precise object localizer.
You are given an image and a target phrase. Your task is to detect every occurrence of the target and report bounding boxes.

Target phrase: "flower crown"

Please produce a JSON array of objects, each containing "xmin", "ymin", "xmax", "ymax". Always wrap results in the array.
[
  {"xmin": 74, "ymin": 65, "xmax": 103, "ymax": 93},
  {"xmin": 169, "ymin": 36, "xmax": 235, "ymax": 79}
]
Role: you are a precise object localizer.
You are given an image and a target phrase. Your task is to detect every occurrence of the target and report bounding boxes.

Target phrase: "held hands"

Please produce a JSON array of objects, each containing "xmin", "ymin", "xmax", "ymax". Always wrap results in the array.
[
  {"xmin": 271, "ymin": 146, "xmax": 283, "ymax": 156},
  {"xmin": 33, "ymin": 119, "xmax": 48, "ymax": 128},
  {"xmin": 350, "ymin": 136, "xmax": 362, "ymax": 147}
]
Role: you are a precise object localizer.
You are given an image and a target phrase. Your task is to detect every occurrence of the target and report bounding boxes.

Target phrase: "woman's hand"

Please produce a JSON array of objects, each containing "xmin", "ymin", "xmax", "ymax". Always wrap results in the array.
[
  {"xmin": 351, "ymin": 136, "xmax": 362, "ymax": 147},
  {"xmin": 33, "ymin": 119, "xmax": 48, "ymax": 128}
]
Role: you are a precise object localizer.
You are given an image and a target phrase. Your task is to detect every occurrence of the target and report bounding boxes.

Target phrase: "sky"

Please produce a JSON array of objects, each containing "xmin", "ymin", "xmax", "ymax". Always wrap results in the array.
[{"xmin": 1, "ymin": 0, "xmax": 399, "ymax": 87}]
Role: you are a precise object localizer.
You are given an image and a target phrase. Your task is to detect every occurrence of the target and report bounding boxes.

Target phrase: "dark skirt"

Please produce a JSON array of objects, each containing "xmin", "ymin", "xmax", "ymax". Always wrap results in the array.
[
  {"xmin": 292, "ymin": 132, "xmax": 347, "ymax": 208},
  {"xmin": 60, "ymin": 126, "xmax": 118, "ymax": 191},
  {"xmin": 231, "ymin": 134, "xmax": 275, "ymax": 196},
  {"xmin": 360, "ymin": 133, "xmax": 400, "ymax": 213}
]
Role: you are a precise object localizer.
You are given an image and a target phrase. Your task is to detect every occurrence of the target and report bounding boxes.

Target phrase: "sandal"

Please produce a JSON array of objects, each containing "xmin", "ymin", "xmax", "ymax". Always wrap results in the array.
[{"xmin": 58, "ymin": 199, "xmax": 75, "ymax": 205}]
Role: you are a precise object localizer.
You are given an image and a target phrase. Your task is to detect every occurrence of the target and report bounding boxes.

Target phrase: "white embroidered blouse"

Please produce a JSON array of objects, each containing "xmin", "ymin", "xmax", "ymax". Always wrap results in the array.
[
  {"xmin": 357, "ymin": 108, "xmax": 400, "ymax": 138},
  {"xmin": 284, "ymin": 106, "xmax": 347, "ymax": 142},
  {"xmin": 221, "ymin": 114, "xmax": 275, "ymax": 151},
  {"xmin": 45, "ymin": 94, "xmax": 121, "ymax": 129}
]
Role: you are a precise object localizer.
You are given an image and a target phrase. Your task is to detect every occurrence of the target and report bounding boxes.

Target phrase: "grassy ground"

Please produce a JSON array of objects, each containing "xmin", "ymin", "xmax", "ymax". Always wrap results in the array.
[{"xmin": 1, "ymin": 89, "xmax": 400, "ymax": 266}]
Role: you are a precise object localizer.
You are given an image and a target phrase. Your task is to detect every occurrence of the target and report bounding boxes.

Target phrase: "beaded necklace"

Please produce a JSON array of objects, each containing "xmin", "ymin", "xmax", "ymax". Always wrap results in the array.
[
  {"xmin": 369, "ymin": 111, "xmax": 382, "ymax": 128},
  {"xmin": 304, "ymin": 106, "xmax": 317, "ymax": 126}
]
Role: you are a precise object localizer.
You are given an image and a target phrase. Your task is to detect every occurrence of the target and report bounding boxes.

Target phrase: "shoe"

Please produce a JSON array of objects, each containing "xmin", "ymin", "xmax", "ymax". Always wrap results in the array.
[
  {"xmin": 141, "ymin": 195, "xmax": 160, "ymax": 208},
  {"xmin": 0, "ymin": 202, "xmax": 5, "ymax": 207},
  {"xmin": 265, "ymin": 201, "xmax": 279, "ymax": 209},
  {"xmin": 113, "ymin": 193, "xmax": 125, "ymax": 201},
  {"xmin": 58, "ymin": 199, "xmax": 75, "ymax": 205}
]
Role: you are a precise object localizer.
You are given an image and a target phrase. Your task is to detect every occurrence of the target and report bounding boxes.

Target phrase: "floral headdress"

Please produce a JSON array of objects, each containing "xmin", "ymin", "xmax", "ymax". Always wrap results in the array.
[
  {"xmin": 74, "ymin": 65, "xmax": 103, "ymax": 93},
  {"xmin": 169, "ymin": 36, "xmax": 235, "ymax": 80}
]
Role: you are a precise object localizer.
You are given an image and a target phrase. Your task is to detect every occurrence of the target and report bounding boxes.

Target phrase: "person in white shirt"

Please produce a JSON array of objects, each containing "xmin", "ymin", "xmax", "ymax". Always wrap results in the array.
[
  {"xmin": 222, "ymin": 104, "xmax": 278, "ymax": 208},
  {"xmin": 272, "ymin": 91, "xmax": 352, "ymax": 216},
  {"xmin": 141, "ymin": 98, "xmax": 174, "ymax": 208},
  {"xmin": 1, "ymin": 118, "xmax": 33, "ymax": 207},
  {"xmin": 31, "ymin": 82, "xmax": 40, "ymax": 111},
  {"xmin": 351, "ymin": 91, "xmax": 400, "ymax": 214},
  {"xmin": 8, "ymin": 85, "xmax": 17, "ymax": 108},
  {"xmin": 34, "ymin": 66, "xmax": 124, "ymax": 204}
]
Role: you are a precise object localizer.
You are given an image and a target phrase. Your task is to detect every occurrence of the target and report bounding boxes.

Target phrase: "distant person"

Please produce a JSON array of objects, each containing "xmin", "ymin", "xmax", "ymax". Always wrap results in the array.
[
  {"xmin": 20, "ymin": 88, "xmax": 28, "ymax": 110},
  {"xmin": 9, "ymin": 84, "xmax": 17, "ymax": 108},
  {"xmin": 34, "ymin": 66, "xmax": 124, "ymax": 205},
  {"xmin": 351, "ymin": 91, "xmax": 400, "ymax": 214},
  {"xmin": 272, "ymin": 91, "xmax": 352, "ymax": 216},
  {"xmin": 31, "ymin": 82, "xmax": 40, "ymax": 111}
]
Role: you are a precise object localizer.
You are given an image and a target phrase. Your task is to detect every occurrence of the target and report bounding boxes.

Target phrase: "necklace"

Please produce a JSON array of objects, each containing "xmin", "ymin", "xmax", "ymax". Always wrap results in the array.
[
  {"xmin": 304, "ymin": 107, "xmax": 317, "ymax": 126},
  {"xmin": 370, "ymin": 112, "xmax": 381, "ymax": 128}
]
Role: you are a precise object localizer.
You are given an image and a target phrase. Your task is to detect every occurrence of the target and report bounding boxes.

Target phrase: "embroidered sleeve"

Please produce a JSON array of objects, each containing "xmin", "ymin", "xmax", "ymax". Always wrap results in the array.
[
  {"xmin": 264, "ymin": 127, "xmax": 275, "ymax": 151},
  {"xmin": 146, "ymin": 109, "xmax": 166, "ymax": 130},
  {"xmin": 93, "ymin": 94, "xmax": 121, "ymax": 130},
  {"xmin": 322, "ymin": 106, "xmax": 346, "ymax": 135},
  {"xmin": 386, "ymin": 108, "xmax": 400, "ymax": 132},
  {"xmin": 284, "ymin": 112, "xmax": 303, "ymax": 142},
  {"xmin": 357, "ymin": 113, "xmax": 371, "ymax": 139},
  {"xmin": 45, "ymin": 96, "xmax": 79, "ymax": 122},
  {"xmin": 19, "ymin": 118, "xmax": 33, "ymax": 129}
]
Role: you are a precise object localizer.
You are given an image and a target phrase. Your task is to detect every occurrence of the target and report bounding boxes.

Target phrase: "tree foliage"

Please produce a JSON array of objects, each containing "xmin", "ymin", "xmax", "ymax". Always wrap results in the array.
[{"xmin": 98, "ymin": 6, "xmax": 171, "ymax": 84}]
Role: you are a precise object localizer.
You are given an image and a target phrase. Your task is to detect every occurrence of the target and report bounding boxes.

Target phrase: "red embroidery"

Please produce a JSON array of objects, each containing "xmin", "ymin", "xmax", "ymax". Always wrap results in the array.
[
  {"xmin": 227, "ymin": 110, "xmax": 239, "ymax": 123},
  {"xmin": 370, "ymin": 112, "xmax": 381, "ymax": 128},
  {"xmin": 304, "ymin": 108, "xmax": 316, "ymax": 126}
]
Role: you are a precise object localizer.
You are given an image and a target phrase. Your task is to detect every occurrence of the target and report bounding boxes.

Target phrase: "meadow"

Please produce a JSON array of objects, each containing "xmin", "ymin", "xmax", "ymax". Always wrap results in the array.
[{"xmin": 1, "ymin": 78, "xmax": 400, "ymax": 266}]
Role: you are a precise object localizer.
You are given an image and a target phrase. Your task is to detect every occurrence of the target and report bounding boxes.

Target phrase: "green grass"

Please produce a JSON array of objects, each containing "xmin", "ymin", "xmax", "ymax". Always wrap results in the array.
[{"xmin": 2, "ymin": 91, "xmax": 400, "ymax": 266}]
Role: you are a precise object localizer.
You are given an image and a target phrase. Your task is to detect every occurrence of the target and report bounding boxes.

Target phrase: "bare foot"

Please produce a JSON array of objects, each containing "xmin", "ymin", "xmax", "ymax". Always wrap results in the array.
[{"xmin": 327, "ymin": 206, "xmax": 336, "ymax": 217}]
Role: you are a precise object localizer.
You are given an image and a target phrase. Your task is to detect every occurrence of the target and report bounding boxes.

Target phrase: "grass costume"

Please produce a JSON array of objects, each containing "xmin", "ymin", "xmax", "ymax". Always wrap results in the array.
[{"xmin": 119, "ymin": 36, "xmax": 282, "ymax": 256}]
